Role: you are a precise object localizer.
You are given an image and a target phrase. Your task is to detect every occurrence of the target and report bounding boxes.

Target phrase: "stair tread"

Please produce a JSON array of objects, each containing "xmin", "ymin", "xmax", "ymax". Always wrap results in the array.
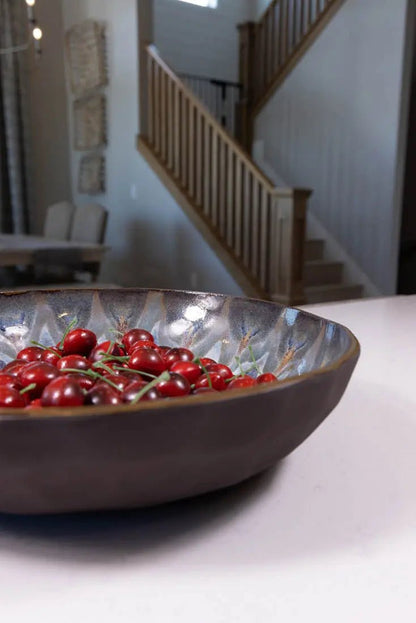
[
  {"xmin": 305, "ymin": 283, "xmax": 362, "ymax": 292},
  {"xmin": 304, "ymin": 259, "xmax": 342, "ymax": 267}
]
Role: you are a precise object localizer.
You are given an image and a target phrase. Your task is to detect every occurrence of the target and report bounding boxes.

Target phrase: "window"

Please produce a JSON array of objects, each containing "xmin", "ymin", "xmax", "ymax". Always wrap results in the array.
[{"xmin": 177, "ymin": 0, "xmax": 218, "ymax": 8}]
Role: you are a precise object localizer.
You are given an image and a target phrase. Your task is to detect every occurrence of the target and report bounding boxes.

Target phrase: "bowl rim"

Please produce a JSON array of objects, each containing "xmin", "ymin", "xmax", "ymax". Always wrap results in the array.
[{"xmin": 0, "ymin": 287, "xmax": 360, "ymax": 421}]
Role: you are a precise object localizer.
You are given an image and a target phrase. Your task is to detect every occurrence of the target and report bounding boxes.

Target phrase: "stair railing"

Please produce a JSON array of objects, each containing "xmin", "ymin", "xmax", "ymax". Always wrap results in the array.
[
  {"xmin": 238, "ymin": 0, "xmax": 345, "ymax": 149},
  {"xmin": 141, "ymin": 45, "xmax": 310, "ymax": 305}
]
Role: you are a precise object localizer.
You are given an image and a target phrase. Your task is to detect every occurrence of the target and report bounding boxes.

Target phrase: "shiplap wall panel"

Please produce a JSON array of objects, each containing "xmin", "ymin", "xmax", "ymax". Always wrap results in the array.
[{"xmin": 255, "ymin": 0, "xmax": 407, "ymax": 294}]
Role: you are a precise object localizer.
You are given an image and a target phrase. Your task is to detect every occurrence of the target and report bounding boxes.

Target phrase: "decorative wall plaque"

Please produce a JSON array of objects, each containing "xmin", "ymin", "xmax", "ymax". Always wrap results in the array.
[
  {"xmin": 73, "ymin": 94, "xmax": 106, "ymax": 150},
  {"xmin": 78, "ymin": 154, "xmax": 105, "ymax": 195},
  {"xmin": 65, "ymin": 20, "xmax": 107, "ymax": 96}
]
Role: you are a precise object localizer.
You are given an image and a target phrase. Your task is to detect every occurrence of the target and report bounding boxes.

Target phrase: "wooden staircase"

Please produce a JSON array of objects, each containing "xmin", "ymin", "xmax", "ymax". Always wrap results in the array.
[
  {"xmin": 138, "ymin": 45, "xmax": 311, "ymax": 305},
  {"xmin": 137, "ymin": 0, "xmax": 362, "ymax": 305}
]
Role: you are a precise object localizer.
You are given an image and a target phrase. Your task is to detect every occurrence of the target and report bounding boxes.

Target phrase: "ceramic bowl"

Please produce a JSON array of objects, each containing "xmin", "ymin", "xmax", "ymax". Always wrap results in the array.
[{"xmin": 0, "ymin": 288, "xmax": 359, "ymax": 514}]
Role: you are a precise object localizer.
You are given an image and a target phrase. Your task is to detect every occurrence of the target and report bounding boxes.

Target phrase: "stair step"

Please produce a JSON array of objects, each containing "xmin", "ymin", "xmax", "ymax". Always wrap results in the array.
[
  {"xmin": 304, "ymin": 260, "xmax": 343, "ymax": 287},
  {"xmin": 305, "ymin": 283, "xmax": 363, "ymax": 304},
  {"xmin": 305, "ymin": 239, "xmax": 325, "ymax": 261}
]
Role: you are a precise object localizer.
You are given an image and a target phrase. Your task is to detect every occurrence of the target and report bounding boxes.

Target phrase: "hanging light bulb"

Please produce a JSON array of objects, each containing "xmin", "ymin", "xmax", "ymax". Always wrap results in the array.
[
  {"xmin": 32, "ymin": 27, "xmax": 42, "ymax": 40},
  {"xmin": 25, "ymin": 0, "xmax": 36, "ymax": 6}
]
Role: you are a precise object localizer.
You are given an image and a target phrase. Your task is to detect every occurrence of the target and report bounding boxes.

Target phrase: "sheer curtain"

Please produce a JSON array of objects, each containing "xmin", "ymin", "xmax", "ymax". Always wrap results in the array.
[{"xmin": 0, "ymin": 0, "xmax": 31, "ymax": 234}]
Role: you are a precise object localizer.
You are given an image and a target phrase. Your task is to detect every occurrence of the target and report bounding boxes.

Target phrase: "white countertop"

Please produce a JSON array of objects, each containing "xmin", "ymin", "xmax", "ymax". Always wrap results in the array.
[{"xmin": 0, "ymin": 296, "xmax": 415, "ymax": 622}]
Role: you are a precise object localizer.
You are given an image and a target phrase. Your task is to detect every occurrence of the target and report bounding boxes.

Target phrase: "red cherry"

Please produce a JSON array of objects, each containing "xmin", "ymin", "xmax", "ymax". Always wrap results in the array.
[
  {"xmin": 62, "ymin": 328, "xmax": 97, "ymax": 356},
  {"xmin": 157, "ymin": 372, "xmax": 190, "ymax": 398},
  {"xmin": 194, "ymin": 372, "xmax": 227, "ymax": 391},
  {"xmin": 89, "ymin": 341, "xmax": 124, "ymax": 363},
  {"xmin": 164, "ymin": 347, "xmax": 194, "ymax": 367},
  {"xmin": 129, "ymin": 340, "xmax": 157, "ymax": 353},
  {"xmin": 0, "ymin": 386, "xmax": 26, "ymax": 408},
  {"xmin": 66, "ymin": 372, "xmax": 95, "ymax": 391},
  {"xmin": 2, "ymin": 360, "xmax": 26, "ymax": 376},
  {"xmin": 101, "ymin": 374, "xmax": 132, "ymax": 393},
  {"xmin": 256, "ymin": 373, "xmax": 277, "ymax": 384},
  {"xmin": 122, "ymin": 328, "xmax": 154, "ymax": 353},
  {"xmin": 18, "ymin": 362, "xmax": 60, "ymax": 397},
  {"xmin": 0, "ymin": 373, "xmax": 21, "ymax": 391},
  {"xmin": 16, "ymin": 346, "xmax": 43, "ymax": 362},
  {"xmin": 57, "ymin": 355, "xmax": 90, "ymax": 372},
  {"xmin": 169, "ymin": 360, "xmax": 202, "ymax": 384},
  {"xmin": 41, "ymin": 376, "xmax": 85, "ymax": 407},
  {"xmin": 227, "ymin": 375, "xmax": 256, "ymax": 390},
  {"xmin": 121, "ymin": 379, "xmax": 147, "ymax": 402},
  {"xmin": 26, "ymin": 398, "xmax": 43, "ymax": 409},
  {"xmin": 41, "ymin": 348, "xmax": 61, "ymax": 366},
  {"xmin": 191, "ymin": 387, "xmax": 217, "ymax": 395},
  {"xmin": 85, "ymin": 384, "xmax": 122, "ymax": 406},
  {"xmin": 199, "ymin": 357, "xmax": 216, "ymax": 367},
  {"xmin": 128, "ymin": 347, "xmax": 167, "ymax": 376},
  {"xmin": 205, "ymin": 362, "xmax": 233, "ymax": 381}
]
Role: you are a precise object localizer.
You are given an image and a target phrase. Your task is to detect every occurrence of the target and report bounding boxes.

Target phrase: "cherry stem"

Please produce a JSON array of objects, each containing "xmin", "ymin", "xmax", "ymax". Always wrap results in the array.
[
  {"xmin": 59, "ymin": 317, "xmax": 78, "ymax": 349},
  {"xmin": 129, "ymin": 371, "xmax": 170, "ymax": 405},
  {"xmin": 235, "ymin": 355, "xmax": 245, "ymax": 376},
  {"xmin": 20, "ymin": 383, "xmax": 36, "ymax": 395},
  {"xmin": 101, "ymin": 354, "xmax": 129, "ymax": 363},
  {"xmin": 112, "ymin": 365, "xmax": 157, "ymax": 379},
  {"xmin": 30, "ymin": 341, "xmax": 63, "ymax": 357},
  {"xmin": 193, "ymin": 357, "xmax": 213, "ymax": 389},
  {"xmin": 248, "ymin": 345, "xmax": 261, "ymax": 374},
  {"xmin": 63, "ymin": 367, "xmax": 121, "ymax": 392}
]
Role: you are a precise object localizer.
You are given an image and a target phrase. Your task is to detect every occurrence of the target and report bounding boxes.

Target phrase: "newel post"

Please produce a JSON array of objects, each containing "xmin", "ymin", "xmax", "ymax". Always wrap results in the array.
[
  {"xmin": 137, "ymin": 0, "xmax": 154, "ymax": 138},
  {"xmin": 269, "ymin": 188, "xmax": 311, "ymax": 306},
  {"xmin": 236, "ymin": 22, "xmax": 256, "ymax": 152}
]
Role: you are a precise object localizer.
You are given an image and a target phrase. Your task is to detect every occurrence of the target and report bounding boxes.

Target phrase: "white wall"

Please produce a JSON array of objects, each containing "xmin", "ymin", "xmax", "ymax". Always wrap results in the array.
[
  {"xmin": 254, "ymin": 0, "xmax": 408, "ymax": 295},
  {"xmin": 255, "ymin": 0, "xmax": 271, "ymax": 20},
  {"xmin": 28, "ymin": 0, "xmax": 71, "ymax": 233},
  {"xmin": 61, "ymin": 0, "xmax": 242, "ymax": 295},
  {"xmin": 154, "ymin": 0, "xmax": 252, "ymax": 81}
]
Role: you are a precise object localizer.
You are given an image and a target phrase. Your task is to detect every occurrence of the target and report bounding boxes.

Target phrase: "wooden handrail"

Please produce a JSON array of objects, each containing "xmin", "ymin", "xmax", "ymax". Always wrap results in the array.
[
  {"xmin": 146, "ymin": 45, "xmax": 276, "ymax": 192},
  {"xmin": 141, "ymin": 45, "xmax": 310, "ymax": 304}
]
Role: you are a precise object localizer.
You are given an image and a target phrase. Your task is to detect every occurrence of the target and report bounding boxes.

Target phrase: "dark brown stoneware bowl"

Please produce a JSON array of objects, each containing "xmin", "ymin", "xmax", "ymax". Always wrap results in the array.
[{"xmin": 0, "ymin": 288, "xmax": 359, "ymax": 514}]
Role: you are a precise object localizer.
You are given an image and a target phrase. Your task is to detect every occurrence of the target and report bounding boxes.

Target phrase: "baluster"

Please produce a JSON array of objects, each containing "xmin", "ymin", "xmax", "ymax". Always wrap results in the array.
[
  {"xmin": 292, "ymin": 0, "xmax": 298, "ymax": 50},
  {"xmin": 147, "ymin": 54, "xmax": 154, "ymax": 145},
  {"xmin": 188, "ymin": 102, "xmax": 195, "ymax": 198},
  {"xmin": 160, "ymin": 70, "xmax": 167, "ymax": 162},
  {"xmin": 259, "ymin": 187, "xmax": 269, "ymax": 290},
  {"xmin": 218, "ymin": 140, "xmax": 227, "ymax": 238},
  {"xmin": 251, "ymin": 177, "xmax": 260, "ymax": 278},
  {"xmin": 154, "ymin": 63, "xmax": 160, "ymax": 154},
  {"xmin": 226, "ymin": 147, "xmax": 234, "ymax": 248},
  {"xmin": 195, "ymin": 111, "xmax": 203, "ymax": 207},
  {"xmin": 300, "ymin": 0, "xmax": 305, "ymax": 39},
  {"xmin": 243, "ymin": 168, "xmax": 252, "ymax": 269},
  {"xmin": 211, "ymin": 128, "xmax": 218, "ymax": 228},
  {"xmin": 203, "ymin": 121, "xmax": 211, "ymax": 217},
  {"xmin": 234, "ymin": 159, "xmax": 243, "ymax": 258},
  {"xmin": 181, "ymin": 95, "xmax": 188, "ymax": 188},
  {"xmin": 167, "ymin": 77, "xmax": 174, "ymax": 170},
  {"xmin": 173, "ymin": 84, "xmax": 180, "ymax": 179},
  {"xmin": 280, "ymin": 0, "xmax": 287, "ymax": 66}
]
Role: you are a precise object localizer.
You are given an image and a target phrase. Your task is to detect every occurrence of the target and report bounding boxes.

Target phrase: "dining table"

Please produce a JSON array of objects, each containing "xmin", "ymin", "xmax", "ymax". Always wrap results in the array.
[
  {"xmin": 0, "ymin": 294, "xmax": 414, "ymax": 622},
  {"xmin": 0, "ymin": 233, "xmax": 108, "ymax": 279}
]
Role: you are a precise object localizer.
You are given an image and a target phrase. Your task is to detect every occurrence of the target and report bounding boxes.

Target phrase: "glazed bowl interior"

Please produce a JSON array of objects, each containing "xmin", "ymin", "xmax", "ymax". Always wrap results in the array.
[{"xmin": 0, "ymin": 288, "xmax": 355, "ymax": 409}]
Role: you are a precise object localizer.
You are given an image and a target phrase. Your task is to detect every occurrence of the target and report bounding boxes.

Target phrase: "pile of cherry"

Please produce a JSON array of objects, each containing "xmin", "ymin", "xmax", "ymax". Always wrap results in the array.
[{"xmin": 0, "ymin": 325, "xmax": 278, "ymax": 409}]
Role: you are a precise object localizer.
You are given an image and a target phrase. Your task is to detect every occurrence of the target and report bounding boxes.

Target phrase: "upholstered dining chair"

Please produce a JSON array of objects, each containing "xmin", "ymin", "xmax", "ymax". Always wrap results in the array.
[
  {"xmin": 70, "ymin": 203, "xmax": 108, "ymax": 244},
  {"xmin": 43, "ymin": 201, "xmax": 75, "ymax": 240}
]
